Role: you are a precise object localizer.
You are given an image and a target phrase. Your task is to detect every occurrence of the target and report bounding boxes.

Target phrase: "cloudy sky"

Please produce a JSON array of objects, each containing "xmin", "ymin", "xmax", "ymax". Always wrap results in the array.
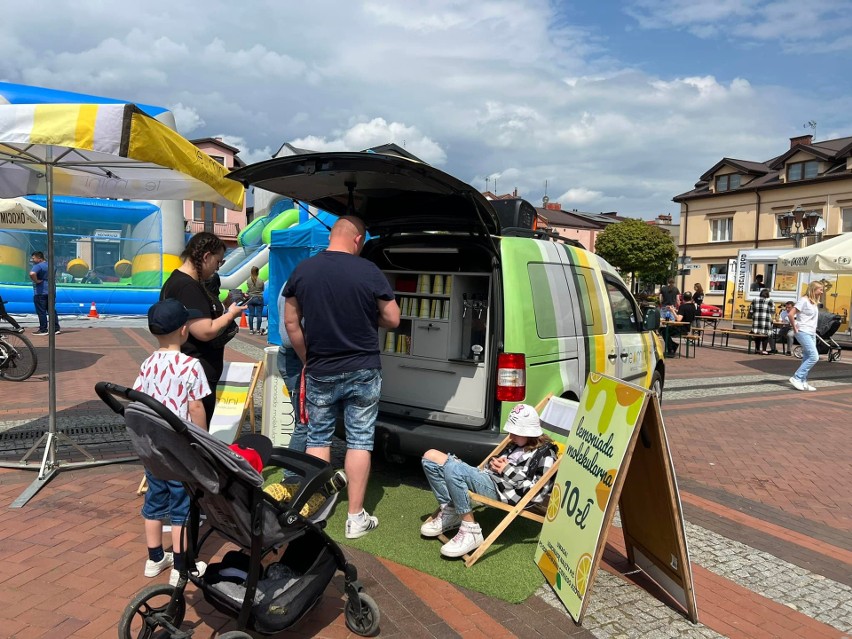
[{"xmin": 2, "ymin": 0, "xmax": 850, "ymax": 218}]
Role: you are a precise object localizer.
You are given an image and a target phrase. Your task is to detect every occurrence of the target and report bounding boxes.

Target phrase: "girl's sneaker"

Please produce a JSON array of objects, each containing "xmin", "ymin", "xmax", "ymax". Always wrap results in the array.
[
  {"xmin": 420, "ymin": 506, "xmax": 461, "ymax": 537},
  {"xmin": 144, "ymin": 551, "xmax": 174, "ymax": 577},
  {"xmin": 440, "ymin": 522, "xmax": 483, "ymax": 558}
]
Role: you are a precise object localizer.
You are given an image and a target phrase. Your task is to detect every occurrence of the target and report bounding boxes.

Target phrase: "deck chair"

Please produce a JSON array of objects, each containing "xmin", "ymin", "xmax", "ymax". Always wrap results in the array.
[
  {"xmin": 432, "ymin": 393, "xmax": 578, "ymax": 567},
  {"xmin": 136, "ymin": 360, "xmax": 265, "ymax": 495}
]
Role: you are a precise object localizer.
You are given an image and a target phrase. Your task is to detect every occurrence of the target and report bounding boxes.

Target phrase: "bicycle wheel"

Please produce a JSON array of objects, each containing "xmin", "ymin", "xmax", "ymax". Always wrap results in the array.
[{"xmin": 0, "ymin": 330, "xmax": 38, "ymax": 381}]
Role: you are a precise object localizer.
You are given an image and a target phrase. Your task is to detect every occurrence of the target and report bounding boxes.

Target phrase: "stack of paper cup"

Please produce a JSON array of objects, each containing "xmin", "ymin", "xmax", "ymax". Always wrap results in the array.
[
  {"xmin": 432, "ymin": 274, "xmax": 444, "ymax": 295},
  {"xmin": 384, "ymin": 331, "xmax": 396, "ymax": 353},
  {"xmin": 401, "ymin": 297, "xmax": 410, "ymax": 316},
  {"xmin": 442, "ymin": 303, "xmax": 450, "ymax": 320},
  {"xmin": 444, "ymin": 275, "xmax": 453, "ymax": 295},
  {"xmin": 419, "ymin": 298, "xmax": 430, "ymax": 318},
  {"xmin": 433, "ymin": 300, "xmax": 443, "ymax": 319},
  {"xmin": 397, "ymin": 334, "xmax": 406, "ymax": 353},
  {"xmin": 418, "ymin": 274, "xmax": 431, "ymax": 293}
]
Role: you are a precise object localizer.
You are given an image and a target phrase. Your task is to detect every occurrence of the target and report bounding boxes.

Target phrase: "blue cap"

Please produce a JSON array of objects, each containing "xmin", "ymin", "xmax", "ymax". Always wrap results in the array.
[{"xmin": 148, "ymin": 299, "xmax": 204, "ymax": 335}]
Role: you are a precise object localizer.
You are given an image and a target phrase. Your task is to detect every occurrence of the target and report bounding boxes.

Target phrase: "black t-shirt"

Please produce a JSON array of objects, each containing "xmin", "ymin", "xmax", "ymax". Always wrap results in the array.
[
  {"xmin": 161, "ymin": 269, "xmax": 225, "ymax": 384},
  {"xmin": 677, "ymin": 302, "xmax": 697, "ymax": 326},
  {"xmin": 660, "ymin": 285, "xmax": 680, "ymax": 306},
  {"xmin": 283, "ymin": 251, "xmax": 394, "ymax": 376}
]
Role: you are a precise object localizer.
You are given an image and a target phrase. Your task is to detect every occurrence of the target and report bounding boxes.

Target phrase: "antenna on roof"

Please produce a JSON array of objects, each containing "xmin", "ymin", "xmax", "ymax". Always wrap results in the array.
[
  {"xmin": 804, "ymin": 120, "xmax": 817, "ymax": 140},
  {"xmin": 543, "ymin": 180, "xmax": 549, "ymax": 207}
]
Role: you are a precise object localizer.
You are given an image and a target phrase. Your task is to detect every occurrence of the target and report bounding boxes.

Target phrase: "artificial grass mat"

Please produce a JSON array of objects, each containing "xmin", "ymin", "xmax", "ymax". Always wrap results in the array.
[{"xmin": 263, "ymin": 460, "xmax": 545, "ymax": 603}]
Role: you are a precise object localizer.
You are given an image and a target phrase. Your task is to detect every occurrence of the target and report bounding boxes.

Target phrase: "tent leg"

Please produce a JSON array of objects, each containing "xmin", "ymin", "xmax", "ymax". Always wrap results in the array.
[{"xmin": 9, "ymin": 468, "xmax": 59, "ymax": 509}]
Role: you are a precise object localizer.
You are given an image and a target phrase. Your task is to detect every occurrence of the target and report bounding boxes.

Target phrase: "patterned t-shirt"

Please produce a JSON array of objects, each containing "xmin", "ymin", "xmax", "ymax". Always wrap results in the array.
[{"xmin": 133, "ymin": 351, "xmax": 211, "ymax": 421}]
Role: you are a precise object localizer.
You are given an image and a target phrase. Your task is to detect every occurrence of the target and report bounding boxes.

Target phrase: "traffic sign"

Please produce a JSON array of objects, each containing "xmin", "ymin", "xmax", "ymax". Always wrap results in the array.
[{"xmin": 684, "ymin": 264, "xmax": 701, "ymax": 270}]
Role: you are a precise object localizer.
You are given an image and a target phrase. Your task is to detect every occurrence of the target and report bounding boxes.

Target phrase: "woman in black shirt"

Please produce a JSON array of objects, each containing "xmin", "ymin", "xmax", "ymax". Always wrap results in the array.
[{"xmin": 160, "ymin": 232, "xmax": 245, "ymax": 424}]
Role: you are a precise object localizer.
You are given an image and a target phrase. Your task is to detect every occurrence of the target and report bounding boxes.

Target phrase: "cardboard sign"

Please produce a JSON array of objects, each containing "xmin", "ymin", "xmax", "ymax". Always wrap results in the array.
[
  {"xmin": 534, "ymin": 373, "xmax": 646, "ymax": 620},
  {"xmin": 534, "ymin": 373, "xmax": 698, "ymax": 624}
]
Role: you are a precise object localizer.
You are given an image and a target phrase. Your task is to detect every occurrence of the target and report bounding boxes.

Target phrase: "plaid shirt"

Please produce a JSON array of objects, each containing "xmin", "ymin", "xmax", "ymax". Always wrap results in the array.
[
  {"xmin": 488, "ymin": 442, "xmax": 558, "ymax": 506},
  {"xmin": 750, "ymin": 298, "xmax": 774, "ymax": 335}
]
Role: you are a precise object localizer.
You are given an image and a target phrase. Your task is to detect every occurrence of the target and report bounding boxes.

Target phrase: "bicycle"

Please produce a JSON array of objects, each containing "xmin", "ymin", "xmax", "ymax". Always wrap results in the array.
[{"xmin": 0, "ymin": 328, "xmax": 38, "ymax": 381}]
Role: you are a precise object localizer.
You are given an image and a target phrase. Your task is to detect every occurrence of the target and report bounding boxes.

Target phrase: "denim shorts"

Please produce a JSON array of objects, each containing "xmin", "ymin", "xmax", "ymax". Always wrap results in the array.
[
  {"xmin": 305, "ymin": 368, "xmax": 381, "ymax": 450},
  {"xmin": 141, "ymin": 469, "xmax": 190, "ymax": 525}
]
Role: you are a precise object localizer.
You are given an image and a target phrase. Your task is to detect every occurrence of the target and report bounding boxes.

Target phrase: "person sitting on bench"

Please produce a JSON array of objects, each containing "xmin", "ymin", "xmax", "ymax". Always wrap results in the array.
[{"xmin": 665, "ymin": 291, "xmax": 697, "ymax": 357}]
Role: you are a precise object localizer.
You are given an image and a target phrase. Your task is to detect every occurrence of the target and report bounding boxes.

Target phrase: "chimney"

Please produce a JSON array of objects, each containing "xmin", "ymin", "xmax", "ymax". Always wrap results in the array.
[
  {"xmin": 544, "ymin": 202, "xmax": 562, "ymax": 211},
  {"xmin": 513, "ymin": 187, "xmax": 518, "ymax": 197},
  {"xmin": 789, "ymin": 134, "xmax": 813, "ymax": 148}
]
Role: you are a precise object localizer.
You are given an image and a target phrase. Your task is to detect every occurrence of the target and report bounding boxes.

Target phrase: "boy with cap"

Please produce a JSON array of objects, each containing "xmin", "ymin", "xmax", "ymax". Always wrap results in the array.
[
  {"xmin": 133, "ymin": 298, "xmax": 211, "ymax": 585},
  {"xmin": 420, "ymin": 404, "xmax": 558, "ymax": 558}
]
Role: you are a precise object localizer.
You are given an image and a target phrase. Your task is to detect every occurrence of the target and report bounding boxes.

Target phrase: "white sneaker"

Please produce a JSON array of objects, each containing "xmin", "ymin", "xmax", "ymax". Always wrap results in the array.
[
  {"xmin": 789, "ymin": 377, "xmax": 805, "ymax": 391},
  {"xmin": 169, "ymin": 560, "xmax": 207, "ymax": 587},
  {"xmin": 144, "ymin": 551, "xmax": 174, "ymax": 577},
  {"xmin": 345, "ymin": 510, "xmax": 379, "ymax": 539},
  {"xmin": 420, "ymin": 506, "xmax": 462, "ymax": 537},
  {"xmin": 804, "ymin": 383, "xmax": 817, "ymax": 391},
  {"xmin": 440, "ymin": 523, "xmax": 484, "ymax": 558}
]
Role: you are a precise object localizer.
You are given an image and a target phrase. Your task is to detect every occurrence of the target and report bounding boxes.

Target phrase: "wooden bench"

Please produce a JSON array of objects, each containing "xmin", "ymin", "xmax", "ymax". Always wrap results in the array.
[
  {"xmin": 682, "ymin": 334, "xmax": 701, "ymax": 357},
  {"xmin": 712, "ymin": 328, "xmax": 762, "ymax": 353},
  {"xmin": 689, "ymin": 326, "xmax": 705, "ymax": 347}
]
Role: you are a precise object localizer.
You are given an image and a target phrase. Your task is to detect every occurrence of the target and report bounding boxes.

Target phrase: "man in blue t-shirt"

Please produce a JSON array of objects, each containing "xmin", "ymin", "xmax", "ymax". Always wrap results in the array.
[
  {"xmin": 29, "ymin": 251, "xmax": 60, "ymax": 335},
  {"xmin": 283, "ymin": 216, "xmax": 400, "ymax": 539}
]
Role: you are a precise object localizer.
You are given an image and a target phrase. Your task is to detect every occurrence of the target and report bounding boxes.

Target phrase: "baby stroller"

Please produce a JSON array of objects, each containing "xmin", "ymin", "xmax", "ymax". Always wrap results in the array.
[
  {"xmin": 792, "ymin": 310, "xmax": 842, "ymax": 362},
  {"xmin": 95, "ymin": 382, "xmax": 380, "ymax": 639}
]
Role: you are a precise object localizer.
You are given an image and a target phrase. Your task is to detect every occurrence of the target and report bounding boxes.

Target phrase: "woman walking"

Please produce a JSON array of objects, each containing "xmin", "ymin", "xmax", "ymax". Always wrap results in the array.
[
  {"xmin": 160, "ymin": 232, "xmax": 246, "ymax": 423},
  {"xmin": 692, "ymin": 283, "xmax": 705, "ymax": 308},
  {"xmin": 749, "ymin": 288, "xmax": 774, "ymax": 355},
  {"xmin": 788, "ymin": 281, "xmax": 823, "ymax": 392},
  {"xmin": 245, "ymin": 266, "xmax": 265, "ymax": 335}
]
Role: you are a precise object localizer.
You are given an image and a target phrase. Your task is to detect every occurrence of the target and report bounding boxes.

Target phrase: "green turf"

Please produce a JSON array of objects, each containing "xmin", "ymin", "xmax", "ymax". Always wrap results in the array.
[{"xmin": 263, "ymin": 463, "xmax": 545, "ymax": 603}]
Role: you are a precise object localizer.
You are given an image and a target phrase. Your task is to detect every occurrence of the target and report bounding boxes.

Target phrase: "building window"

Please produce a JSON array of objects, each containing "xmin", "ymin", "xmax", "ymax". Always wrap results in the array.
[
  {"xmin": 708, "ymin": 263, "xmax": 727, "ymax": 293},
  {"xmin": 209, "ymin": 155, "xmax": 226, "ymax": 165},
  {"xmin": 193, "ymin": 201, "xmax": 224, "ymax": 223},
  {"xmin": 715, "ymin": 174, "xmax": 741, "ymax": 192},
  {"xmin": 786, "ymin": 160, "xmax": 818, "ymax": 182},
  {"xmin": 842, "ymin": 207, "xmax": 852, "ymax": 233},
  {"xmin": 710, "ymin": 218, "xmax": 733, "ymax": 242}
]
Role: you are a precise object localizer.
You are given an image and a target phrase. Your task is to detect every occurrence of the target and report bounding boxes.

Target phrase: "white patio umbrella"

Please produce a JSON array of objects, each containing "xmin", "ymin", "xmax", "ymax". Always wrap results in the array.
[
  {"xmin": 0, "ymin": 197, "xmax": 47, "ymax": 229},
  {"xmin": 776, "ymin": 233, "xmax": 852, "ymax": 273},
  {"xmin": 0, "ymin": 102, "xmax": 244, "ymax": 506}
]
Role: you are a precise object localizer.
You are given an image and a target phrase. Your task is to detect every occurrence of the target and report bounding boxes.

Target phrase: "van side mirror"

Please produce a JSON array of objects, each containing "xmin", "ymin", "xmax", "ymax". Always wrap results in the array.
[{"xmin": 643, "ymin": 307, "xmax": 661, "ymax": 331}]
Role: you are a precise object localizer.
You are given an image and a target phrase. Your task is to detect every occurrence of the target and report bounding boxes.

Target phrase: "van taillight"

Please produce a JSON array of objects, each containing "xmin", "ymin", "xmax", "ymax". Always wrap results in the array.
[{"xmin": 496, "ymin": 353, "xmax": 526, "ymax": 401}]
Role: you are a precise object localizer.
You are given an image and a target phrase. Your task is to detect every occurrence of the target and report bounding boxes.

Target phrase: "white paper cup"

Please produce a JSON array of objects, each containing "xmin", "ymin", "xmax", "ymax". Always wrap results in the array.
[
  {"xmin": 419, "ymin": 274, "xmax": 431, "ymax": 293},
  {"xmin": 385, "ymin": 331, "xmax": 396, "ymax": 352},
  {"xmin": 432, "ymin": 274, "xmax": 444, "ymax": 295},
  {"xmin": 419, "ymin": 298, "xmax": 430, "ymax": 318},
  {"xmin": 444, "ymin": 275, "xmax": 453, "ymax": 295}
]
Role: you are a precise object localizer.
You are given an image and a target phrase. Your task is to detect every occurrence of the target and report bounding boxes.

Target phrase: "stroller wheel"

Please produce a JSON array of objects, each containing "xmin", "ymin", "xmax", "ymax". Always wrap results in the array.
[
  {"xmin": 118, "ymin": 583, "xmax": 186, "ymax": 639},
  {"xmin": 829, "ymin": 350, "xmax": 841, "ymax": 362},
  {"xmin": 345, "ymin": 591, "xmax": 381, "ymax": 636},
  {"xmin": 792, "ymin": 345, "xmax": 803, "ymax": 359},
  {"xmin": 218, "ymin": 632, "xmax": 253, "ymax": 639}
]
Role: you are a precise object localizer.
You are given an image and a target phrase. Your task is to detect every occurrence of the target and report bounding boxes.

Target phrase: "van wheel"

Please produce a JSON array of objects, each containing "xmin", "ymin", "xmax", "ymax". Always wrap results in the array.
[{"xmin": 651, "ymin": 372, "xmax": 663, "ymax": 402}]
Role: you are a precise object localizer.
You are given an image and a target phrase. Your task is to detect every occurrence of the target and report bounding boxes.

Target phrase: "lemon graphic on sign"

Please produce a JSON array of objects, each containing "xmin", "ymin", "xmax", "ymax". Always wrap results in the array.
[
  {"xmin": 546, "ymin": 483, "xmax": 562, "ymax": 522},
  {"xmin": 576, "ymin": 553, "xmax": 593, "ymax": 597},
  {"xmin": 537, "ymin": 549, "xmax": 559, "ymax": 587}
]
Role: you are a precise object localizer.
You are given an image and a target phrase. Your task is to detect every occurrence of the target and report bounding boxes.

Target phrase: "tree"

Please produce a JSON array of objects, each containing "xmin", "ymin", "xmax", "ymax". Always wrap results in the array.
[{"xmin": 594, "ymin": 219, "xmax": 677, "ymax": 293}]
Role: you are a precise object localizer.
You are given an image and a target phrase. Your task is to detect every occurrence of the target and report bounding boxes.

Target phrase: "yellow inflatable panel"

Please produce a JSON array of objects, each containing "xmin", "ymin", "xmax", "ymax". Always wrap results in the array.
[
  {"xmin": 114, "ymin": 259, "xmax": 133, "ymax": 278},
  {"xmin": 67, "ymin": 258, "xmax": 90, "ymax": 278}
]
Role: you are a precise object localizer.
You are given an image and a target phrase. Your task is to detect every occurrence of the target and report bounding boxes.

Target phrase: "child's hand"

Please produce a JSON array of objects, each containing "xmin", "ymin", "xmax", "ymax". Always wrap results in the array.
[{"xmin": 488, "ymin": 456, "xmax": 508, "ymax": 475}]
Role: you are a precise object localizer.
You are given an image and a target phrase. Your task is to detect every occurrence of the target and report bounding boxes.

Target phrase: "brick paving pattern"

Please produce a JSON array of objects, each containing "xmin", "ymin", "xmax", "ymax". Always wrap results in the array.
[{"xmin": 0, "ymin": 323, "xmax": 849, "ymax": 638}]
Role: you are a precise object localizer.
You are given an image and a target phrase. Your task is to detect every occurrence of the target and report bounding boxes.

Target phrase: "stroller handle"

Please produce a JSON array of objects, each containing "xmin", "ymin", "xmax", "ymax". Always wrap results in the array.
[{"xmin": 95, "ymin": 381, "xmax": 189, "ymax": 434}]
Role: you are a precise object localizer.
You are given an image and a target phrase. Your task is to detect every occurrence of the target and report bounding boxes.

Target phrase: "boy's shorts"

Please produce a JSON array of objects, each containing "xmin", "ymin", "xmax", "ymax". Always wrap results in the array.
[{"xmin": 141, "ymin": 469, "xmax": 190, "ymax": 526}]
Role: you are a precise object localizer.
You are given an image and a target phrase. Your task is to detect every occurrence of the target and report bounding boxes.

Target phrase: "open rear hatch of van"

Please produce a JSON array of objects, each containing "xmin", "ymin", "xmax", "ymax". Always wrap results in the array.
[{"xmin": 230, "ymin": 153, "xmax": 502, "ymax": 433}]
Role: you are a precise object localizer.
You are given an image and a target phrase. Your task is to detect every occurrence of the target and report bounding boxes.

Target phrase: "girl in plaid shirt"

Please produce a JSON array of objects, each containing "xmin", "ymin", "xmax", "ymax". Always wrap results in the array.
[{"xmin": 420, "ymin": 404, "xmax": 558, "ymax": 558}]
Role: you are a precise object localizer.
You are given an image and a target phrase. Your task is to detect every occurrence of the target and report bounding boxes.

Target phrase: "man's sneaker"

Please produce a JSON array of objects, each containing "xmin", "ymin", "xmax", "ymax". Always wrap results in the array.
[
  {"xmin": 789, "ymin": 377, "xmax": 805, "ymax": 391},
  {"xmin": 32, "ymin": 330, "xmax": 48, "ymax": 336},
  {"xmin": 144, "ymin": 551, "xmax": 174, "ymax": 577},
  {"xmin": 169, "ymin": 560, "xmax": 207, "ymax": 587},
  {"xmin": 420, "ymin": 506, "xmax": 461, "ymax": 537},
  {"xmin": 13, "ymin": 327, "xmax": 24, "ymax": 334},
  {"xmin": 345, "ymin": 510, "xmax": 379, "ymax": 539},
  {"xmin": 440, "ymin": 523, "xmax": 484, "ymax": 558},
  {"xmin": 54, "ymin": 330, "xmax": 61, "ymax": 335},
  {"xmin": 804, "ymin": 382, "xmax": 817, "ymax": 391}
]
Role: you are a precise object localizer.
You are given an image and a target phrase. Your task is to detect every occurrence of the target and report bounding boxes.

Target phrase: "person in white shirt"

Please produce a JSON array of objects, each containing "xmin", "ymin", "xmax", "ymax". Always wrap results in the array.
[{"xmin": 787, "ymin": 282, "xmax": 823, "ymax": 391}]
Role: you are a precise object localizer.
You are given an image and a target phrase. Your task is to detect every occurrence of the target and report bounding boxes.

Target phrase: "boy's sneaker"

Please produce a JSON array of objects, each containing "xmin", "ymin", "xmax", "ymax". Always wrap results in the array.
[
  {"xmin": 420, "ymin": 506, "xmax": 461, "ymax": 537},
  {"xmin": 789, "ymin": 377, "xmax": 805, "ymax": 391},
  {"xmin": 345, "ymin": 510, "xmax": 379, "ymax": 539},
  {"xmin": 440, "ymin": 523, "xmax": 484, "ymax": 558},
  {"xmin": 144, "ymin": 551, "xmax": 174, "ymax": 577},
  {"xmin": 169, "ymin": 560, "xmax": 207, "ymax": 587}
]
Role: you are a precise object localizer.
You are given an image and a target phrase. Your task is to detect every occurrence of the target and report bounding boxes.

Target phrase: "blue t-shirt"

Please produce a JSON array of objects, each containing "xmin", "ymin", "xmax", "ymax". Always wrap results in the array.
[
  {"xmin": 283, "ymin": 251, "xmax": 394, "ymax": 375},
  {"xmin": 31, "ymin": 261, "xmax": 48, "ymax": 295}
]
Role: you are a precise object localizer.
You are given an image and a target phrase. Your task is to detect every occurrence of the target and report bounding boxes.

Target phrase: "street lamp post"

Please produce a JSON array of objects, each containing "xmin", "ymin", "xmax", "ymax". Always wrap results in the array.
[{"xmin": 777, "ymin": 205, "xmax": 822, "ymax": 248}]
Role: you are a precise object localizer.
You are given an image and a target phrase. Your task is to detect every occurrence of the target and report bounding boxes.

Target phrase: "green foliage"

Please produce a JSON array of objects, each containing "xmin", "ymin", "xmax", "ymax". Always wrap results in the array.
[{"xmin": 595, "ymin": 219, "xmax": 677, "ymax": 285}]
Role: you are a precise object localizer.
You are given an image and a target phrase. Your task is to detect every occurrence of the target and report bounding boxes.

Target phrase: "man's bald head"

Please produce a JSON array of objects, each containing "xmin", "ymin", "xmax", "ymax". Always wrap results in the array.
[{"xmin": 328, "ymin": 215, "xmax": 367, "ymax": 254}]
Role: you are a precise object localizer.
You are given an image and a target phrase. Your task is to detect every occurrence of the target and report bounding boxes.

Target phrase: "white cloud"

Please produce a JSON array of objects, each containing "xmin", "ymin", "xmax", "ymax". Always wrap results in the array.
[
  {"xmin": 169, "ymin": 103, "xmax": 205, "ymax": 135},
  {"xmin": 557, "ymin": 187, "xmax": 604, "ymax": 204}
]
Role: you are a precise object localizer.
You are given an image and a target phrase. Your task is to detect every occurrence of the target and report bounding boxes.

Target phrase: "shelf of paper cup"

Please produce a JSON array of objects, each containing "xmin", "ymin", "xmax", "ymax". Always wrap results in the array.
[{"xmin": 395, "ymin": 273, "xmax": 452, "ymax": 322}]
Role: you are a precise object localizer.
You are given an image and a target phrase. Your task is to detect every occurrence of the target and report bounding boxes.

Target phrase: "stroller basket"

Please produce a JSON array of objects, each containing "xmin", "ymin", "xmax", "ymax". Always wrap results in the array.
[{"xmin": 95, "ymin": 382, "xmax": 380, "ymax": 638}]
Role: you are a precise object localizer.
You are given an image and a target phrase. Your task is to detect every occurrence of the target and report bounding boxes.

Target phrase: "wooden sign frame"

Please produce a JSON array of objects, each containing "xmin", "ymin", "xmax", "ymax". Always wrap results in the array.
[{"xmin": 536, "ymin": 374, "xmax": 698, "ymax": 624}]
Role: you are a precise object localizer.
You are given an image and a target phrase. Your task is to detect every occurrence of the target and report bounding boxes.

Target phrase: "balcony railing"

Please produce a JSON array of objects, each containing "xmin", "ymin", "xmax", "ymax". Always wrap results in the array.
[{"xmin": 185, "ymin": 221, "xmax": 241, "ymax": 238}]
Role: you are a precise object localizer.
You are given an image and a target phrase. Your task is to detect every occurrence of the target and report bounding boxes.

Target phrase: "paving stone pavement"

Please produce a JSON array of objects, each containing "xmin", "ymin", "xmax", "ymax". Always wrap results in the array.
[{"xmin": 0, "ymin": 324, "xmax": 850, "ymax": 638}]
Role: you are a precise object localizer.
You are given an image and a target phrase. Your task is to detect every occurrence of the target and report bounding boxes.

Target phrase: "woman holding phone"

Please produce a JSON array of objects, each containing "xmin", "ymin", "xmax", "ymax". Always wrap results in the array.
[{"xmin": 160, "ymin": 232, "xmax": 246, "ymax": 423}]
